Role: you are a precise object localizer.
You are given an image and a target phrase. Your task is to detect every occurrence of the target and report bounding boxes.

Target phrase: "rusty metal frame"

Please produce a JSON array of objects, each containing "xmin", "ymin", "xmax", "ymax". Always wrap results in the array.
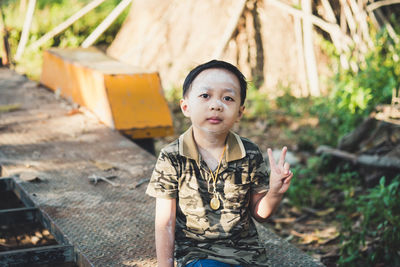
[{"xmin": 0, "ymin": 177, "xmax": 92, "ymax": 266}]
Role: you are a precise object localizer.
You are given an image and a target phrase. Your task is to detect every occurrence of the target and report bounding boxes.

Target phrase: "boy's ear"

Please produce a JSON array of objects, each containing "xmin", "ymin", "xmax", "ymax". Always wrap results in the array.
[
  {"xmin": 180, "ymin": 99, "xmax": 190, "ymax": 117},
  {"xmin": 236, "ymin": 106, "xmax": 245, "ymax": 122}
]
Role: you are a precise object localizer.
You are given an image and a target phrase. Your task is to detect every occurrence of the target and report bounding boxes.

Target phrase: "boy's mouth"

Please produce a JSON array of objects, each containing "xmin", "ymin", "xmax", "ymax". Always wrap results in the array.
[{"xmin": 207, "ymin": 116, "xmax": 222, "ymax": 124}]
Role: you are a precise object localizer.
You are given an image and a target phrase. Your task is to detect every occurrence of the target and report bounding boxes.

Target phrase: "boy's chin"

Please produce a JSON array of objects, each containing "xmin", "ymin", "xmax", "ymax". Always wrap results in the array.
[{"xmin": 195, "ymin": 126, "xmax": 231, "ymax": 135}]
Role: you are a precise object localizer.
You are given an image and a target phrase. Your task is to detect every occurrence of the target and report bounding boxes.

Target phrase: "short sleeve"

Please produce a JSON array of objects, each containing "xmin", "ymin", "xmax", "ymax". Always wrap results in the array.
[
  {"xmin": 250, "ymin": 148, "xmax": 269, "ymax": 194},
  {"xmin": 146, "ymin": 150, "xmax": 179, "ymax": 199}
]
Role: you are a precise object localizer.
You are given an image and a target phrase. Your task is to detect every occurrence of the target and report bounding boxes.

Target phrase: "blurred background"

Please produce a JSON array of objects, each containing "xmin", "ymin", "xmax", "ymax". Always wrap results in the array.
[{"xmin": 1, "ymin": 0, "xmax": 399, "ymax": 266}]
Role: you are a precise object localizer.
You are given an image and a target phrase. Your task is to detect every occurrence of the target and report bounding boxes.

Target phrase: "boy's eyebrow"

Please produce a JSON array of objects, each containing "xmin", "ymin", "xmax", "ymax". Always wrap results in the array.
[
  {"xmin": 223, "ymin": 88, "xmax": 237, "ymax": 94},
  {"xmin": 199, "ymin": 87, "xmax": 237, "ymax": 95}
]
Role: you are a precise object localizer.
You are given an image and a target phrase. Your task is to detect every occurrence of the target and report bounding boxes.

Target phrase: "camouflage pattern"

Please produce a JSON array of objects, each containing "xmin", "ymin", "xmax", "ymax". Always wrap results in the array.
[{"xmin": 146, "ymin": 127, "xmax": 270, "ymax": 267}]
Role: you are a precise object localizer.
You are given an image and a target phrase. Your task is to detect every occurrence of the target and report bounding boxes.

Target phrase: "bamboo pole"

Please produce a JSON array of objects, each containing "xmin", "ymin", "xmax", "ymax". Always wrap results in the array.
[
  {"xmin": 293, "ymin": 0, "xmax": 308, "ymax": 97},
  {"xmin": 347, "ymin": 0, "xmax": 373, "ymax": 48},
  {"xmin": 266, "ymin": 0, "xmax": 353, "ymax": 48},
  {"xmin": 15, "ymin": 0, "xmax": 36, "ymax": 61},
  {"xmin": 339, "ymin": 0, "xmax": 357, "ymax": 36},
  {"xmin": 320, "ymin": 0, "xmax": 336, "ymax": 23},
  {"xmin": 367, "ymin": 0, "xmax": 400, "ymax": 11},
  {"xmin": 321, "ymin": 0, "xmax": 350, "ymax": 70},
  {"xmin": 212, "ymin": 0, "xmax": 247, "ymax": 59},
  {"xmin": 340, "ymin": 3, "xmax": 347, "ymax": 33},
  {"xmin": 82, "ymin": 0, "xmax": 132, "ymax": 48},
  {"xmin": 302, "ymin": 0, "xmax": 320, "ymax": 96},
  {"xmin": 374, "ymin": 8, "xmax": 399, "ymax": 44},
  {"xmin": 29, "ymin": 0, "xmax": 106, "ymax": 51}
]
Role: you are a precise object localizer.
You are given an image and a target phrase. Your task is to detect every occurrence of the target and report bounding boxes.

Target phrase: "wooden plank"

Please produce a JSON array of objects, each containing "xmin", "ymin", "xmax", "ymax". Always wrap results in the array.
[
  {"xmin": 0, "ymin": 207, "xmax": 38, "ymax": 225},
  {"xmin": 0, "ymin": 244, "xmax": 74, "ymax": 266}
]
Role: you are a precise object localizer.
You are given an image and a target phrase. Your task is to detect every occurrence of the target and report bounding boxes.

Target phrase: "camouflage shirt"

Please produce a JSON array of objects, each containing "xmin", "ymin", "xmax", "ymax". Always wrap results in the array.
[{"xmin": 146, "ymin": 127, "xmax": 270, "ymax": 266}]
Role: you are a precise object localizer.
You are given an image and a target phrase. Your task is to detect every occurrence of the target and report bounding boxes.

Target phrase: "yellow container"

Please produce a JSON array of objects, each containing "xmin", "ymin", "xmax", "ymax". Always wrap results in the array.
[{"xmin": 40, "ymin": 47, "xmax": 173, "ymax": 139}]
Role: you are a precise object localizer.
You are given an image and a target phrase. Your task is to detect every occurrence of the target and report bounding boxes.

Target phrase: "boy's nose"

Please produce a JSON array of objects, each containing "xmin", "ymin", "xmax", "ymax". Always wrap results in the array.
[{"xmin": 210, "ymin": 100, "xmax": 223, "ymax": 111}]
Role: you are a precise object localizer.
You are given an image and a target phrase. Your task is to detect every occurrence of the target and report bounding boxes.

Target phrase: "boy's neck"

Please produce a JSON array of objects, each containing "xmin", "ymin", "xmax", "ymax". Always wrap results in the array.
[
  {"xmin": 192, "ymin": 127, "xmax": 228, "ymax": 149},
  {"xmin": 192, "ymin": 127, "xmax": 228, "ymax": 170}
]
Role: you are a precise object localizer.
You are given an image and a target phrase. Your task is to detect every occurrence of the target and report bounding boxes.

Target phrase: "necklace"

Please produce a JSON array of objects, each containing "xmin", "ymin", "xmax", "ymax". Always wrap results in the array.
[{"xmin": 207, "ymin": 144, "xmax": 227, "ymax": 210}]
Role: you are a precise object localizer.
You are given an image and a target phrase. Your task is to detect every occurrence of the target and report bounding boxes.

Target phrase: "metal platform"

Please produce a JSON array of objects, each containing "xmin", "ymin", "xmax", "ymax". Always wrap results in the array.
[
  {"xmin": 0, "ymin": 68, "xmax": 322, "ymax": 266},
  {"xmin": 0, "ymin": 68, "xmax": 157, "ymax": 266}
]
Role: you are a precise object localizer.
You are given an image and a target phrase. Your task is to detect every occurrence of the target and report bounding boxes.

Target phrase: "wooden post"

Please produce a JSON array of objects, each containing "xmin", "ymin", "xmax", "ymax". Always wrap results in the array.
[
  {"xmin": 15, "ymin": 0, "xmax": 36, "ymax": 61},
  {"xmin": 29, "ymin": 0, "xmax": 106, "ymax": 51},
  {"xmin": 0, "ymin": 6, "xmax": 10, "ymax": 66},
  {"xmin": 302, "ymin": 0, "xmax": 320, "ymax": 96},
  {"xmin": 81, "ymin": 0, "xmax": 132, "ymax": 48},
  {"xmin": 293, "ymin": 0, "xmax": 308, "ymax": 97}
]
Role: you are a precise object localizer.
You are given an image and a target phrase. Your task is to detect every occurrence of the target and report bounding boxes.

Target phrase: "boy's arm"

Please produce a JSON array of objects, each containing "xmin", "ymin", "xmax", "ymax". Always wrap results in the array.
[
  {"xmin": 155, "ymin": 197, "xmax": 176, "ymax": 267},
  {"xmin": 251, "ymin": 147, "xmax": 293, "ymax": 222},
  {"xmin": 251, "ymin": 191, "xmax": 284, "ymax": 222}
]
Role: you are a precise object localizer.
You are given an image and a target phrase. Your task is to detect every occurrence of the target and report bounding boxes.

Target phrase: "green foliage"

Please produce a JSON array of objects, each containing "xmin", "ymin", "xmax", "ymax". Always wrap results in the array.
[
  {"xmin": 287, "ymin": 156, "xmax": 328, "ymax": 208},
  {"xmin": 324, "ymin": 29, "xmax": 399, "ymax": 137},
  {"xmin": 338, "ymin": 176, "xmax": 400, "ymax": 266},
  {"xmin": 287, "ymin": 157, "xmax": 359, "ymax": 209},
  {"xmin": 244, "ymin": 82, "xmax": 271, "ymax": 119},
  {"xmin": 288, "ymin": 155, "xmax": 399, "ymax": 266},
  {"xmin": 0, "ymin": 0, "xmax": 129, "ymax": 79}
]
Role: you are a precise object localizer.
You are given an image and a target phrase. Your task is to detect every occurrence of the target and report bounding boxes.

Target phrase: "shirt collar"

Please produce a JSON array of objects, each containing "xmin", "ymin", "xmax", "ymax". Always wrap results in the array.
[{"xmin": 178, "ymin": 126, "xmax": 246, "ymax": 163}]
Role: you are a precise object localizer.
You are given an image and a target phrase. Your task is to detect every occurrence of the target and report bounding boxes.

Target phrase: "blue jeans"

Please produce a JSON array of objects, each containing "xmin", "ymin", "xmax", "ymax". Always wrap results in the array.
[{"xmin": 185, "ymin": 259, "xmax": 243, "ymax": 267}]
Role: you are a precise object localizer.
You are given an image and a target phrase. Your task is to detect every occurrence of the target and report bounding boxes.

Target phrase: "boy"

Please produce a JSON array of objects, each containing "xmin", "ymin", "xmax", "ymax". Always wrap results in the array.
[{"xmin": 146, "ymin": 60, "xmax": 293, "ymax": 267}]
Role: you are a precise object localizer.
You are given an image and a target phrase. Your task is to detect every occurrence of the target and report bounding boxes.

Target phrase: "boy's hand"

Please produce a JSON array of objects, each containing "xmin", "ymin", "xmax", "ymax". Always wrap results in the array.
[{"xmin": 267, "ymin": 146, "xmax": 293, "ymax": 194}]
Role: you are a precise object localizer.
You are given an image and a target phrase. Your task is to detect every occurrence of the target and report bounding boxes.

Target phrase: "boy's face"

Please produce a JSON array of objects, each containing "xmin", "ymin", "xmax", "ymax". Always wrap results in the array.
[{"xmin": 180, "ymin": 68, "xmax": 245, "ymax": 136}]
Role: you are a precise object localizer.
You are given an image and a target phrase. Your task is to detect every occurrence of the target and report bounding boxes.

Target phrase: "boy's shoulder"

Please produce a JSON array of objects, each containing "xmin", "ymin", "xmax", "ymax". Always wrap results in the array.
[
  {"xmin": 238, "ymin": 135, "xmax": 260, "ymax": 152},
  {"xmin": 159, "ymin": 138, "xmax": 180, "ymax": 156}
]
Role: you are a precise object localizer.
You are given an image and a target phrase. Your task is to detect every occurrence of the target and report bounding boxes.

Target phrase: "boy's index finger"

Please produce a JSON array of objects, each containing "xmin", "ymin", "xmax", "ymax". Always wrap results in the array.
[
  {"xmin": 267, "ymin": 148, "xmax": 277, "ymax": 169},
  {"xmin": 278, "ymin": 146, "xmax": 287, "ymax": 166}
]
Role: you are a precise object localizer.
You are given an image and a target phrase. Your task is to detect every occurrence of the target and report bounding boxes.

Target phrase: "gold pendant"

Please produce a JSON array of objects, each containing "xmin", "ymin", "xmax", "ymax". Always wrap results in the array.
[{"xmin": 210, "ymin": 195, "xmax": 220, "ymax": 210}]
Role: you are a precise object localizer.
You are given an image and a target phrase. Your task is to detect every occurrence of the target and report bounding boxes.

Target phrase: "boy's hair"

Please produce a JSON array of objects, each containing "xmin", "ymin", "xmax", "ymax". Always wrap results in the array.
[{"xmin": 182, "ymin": 60, "xmax": 247, "ymax": 106}]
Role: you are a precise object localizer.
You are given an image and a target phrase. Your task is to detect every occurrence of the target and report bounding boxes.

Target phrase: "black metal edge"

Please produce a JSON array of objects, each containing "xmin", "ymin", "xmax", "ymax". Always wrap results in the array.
[
  {"xmin": 2, "ymin": 177, "xmax": 94, "ymax": 267},
  {"xmin": 36, "ymin": 210, "xmax": 94, "ymax": 267},
  {"xmin": 0, "ymin": 244, "xmax": 74, "ymax": 266},
  {"xmin": 0, "ymin": 207, "xmax": 38, "ymax": 225},
  {"xmin": 11, "ymin": 179, "xmax": 36, "ymax": 208},
  {"xmin": 0, "ymin": 177, "xmax": 12, "ymax": 191},
  {"xmin": 75, "ymin": 247, "xmax": 95, "ymax": 267}
]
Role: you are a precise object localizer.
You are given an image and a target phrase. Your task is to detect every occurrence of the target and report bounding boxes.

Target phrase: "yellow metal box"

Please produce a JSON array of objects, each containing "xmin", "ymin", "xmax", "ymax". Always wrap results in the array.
[{"xmin": 40, "ymin": 47, "xmax": 173, "ymax": 139}]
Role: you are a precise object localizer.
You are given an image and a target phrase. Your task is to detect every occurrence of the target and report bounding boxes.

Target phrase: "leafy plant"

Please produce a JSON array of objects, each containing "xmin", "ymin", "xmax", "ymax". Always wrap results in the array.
[
  {"xmin": 286, "ymin": 156, "xmax": 330, "ymax": 208},
  {"xmin": 244, "ymin": 82, "xmax": 271, "ymax": 120},
  {"xmin": 338, "ymin": 176, "xmax": 400, "ymax": 266},
  {"xmin": 323, "ymin": 29, "xmax": 399, "ymax": 138}
]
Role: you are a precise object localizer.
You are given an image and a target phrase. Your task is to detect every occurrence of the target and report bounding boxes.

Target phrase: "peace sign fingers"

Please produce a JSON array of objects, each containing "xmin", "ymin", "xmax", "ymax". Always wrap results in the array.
[
  {"xmin": 267, "ymin": 146, "xmax": 288, "ymax": 171},
  {"xmin": 267, "ymin": 148, "xmax": 277, "ymax": 170},
  {"xmin": 278, "ymin": 146, "xmax": 288, "ymax": 167},
  {"xmin": 267, "ymin": 146, "xmax": 293, "ymax": 194}
]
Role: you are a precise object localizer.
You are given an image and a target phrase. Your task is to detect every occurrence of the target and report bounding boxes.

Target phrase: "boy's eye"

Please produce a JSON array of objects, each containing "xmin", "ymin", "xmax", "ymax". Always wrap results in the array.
[
  {"xmin": 199, "ymin": 93, "xmax": 209, "ymax": 99},
  {"xmin": 223, "ymin": 96, "xmax": 234, "ymax": 101}
]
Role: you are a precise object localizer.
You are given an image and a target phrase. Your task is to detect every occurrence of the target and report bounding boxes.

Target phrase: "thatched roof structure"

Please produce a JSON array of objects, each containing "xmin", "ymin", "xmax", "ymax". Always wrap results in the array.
[{"xmin": 107, "ymin": 0, "xmax": 312, "ymax": 95}]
